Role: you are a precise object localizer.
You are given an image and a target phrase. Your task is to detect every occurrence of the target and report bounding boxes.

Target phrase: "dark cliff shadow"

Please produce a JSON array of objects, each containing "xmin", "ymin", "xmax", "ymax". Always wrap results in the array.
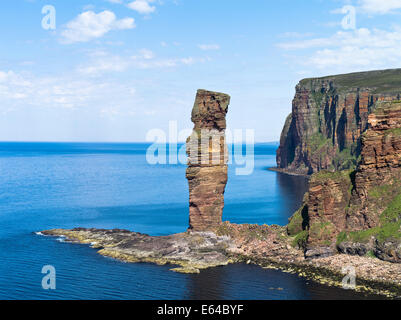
[{"xmin": 275, "ymin": 172, "xmax": 309, "ymax": 218}]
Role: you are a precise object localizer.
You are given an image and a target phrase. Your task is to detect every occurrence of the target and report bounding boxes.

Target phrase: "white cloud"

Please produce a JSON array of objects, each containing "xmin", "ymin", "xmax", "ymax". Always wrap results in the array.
[
  {"xmin": 0, "ymin": 69, "xmax": 142, "ymax": 115},
  {"xmin": 127, "ymin": 0, "xmax": 156, "ymax": 14},
  {"xmin": 77, "ymin": 54, "xmax": 130, "ymax": 75},
  {"xmin": 61, "ymin": 10, "xmax": 135, "ymax": 44},
  {"xmin": 181, "ymin": 57, "xmax": 195, "ymax": 65},
  {"xmin": 0, "ymin": 71, "xmax": 33, "ymax": 98},
  {"xmin": 77, "ymin": 49, "xmax": 206, "ymax": 75},
  {"xmin": 0, "ymin": 70, "xmax": 93, "ymax": 108},
  {"xmin": 278, "ymin": 27, "xmax": 401, "ymax": 73},
  {"xmin": 138, "ymin": 49, "xmax": 155, "ymax": 59},
  {"xmin": 359, "ymin": 0, "xmax": 401, "ymax": 14},
  {"xmin": 130, "ymin": 54, "xmax": 198, "ymax": 69},
  {"xmin": 197, "ymin": 44, "xmax": 220, "ymax": 51}
]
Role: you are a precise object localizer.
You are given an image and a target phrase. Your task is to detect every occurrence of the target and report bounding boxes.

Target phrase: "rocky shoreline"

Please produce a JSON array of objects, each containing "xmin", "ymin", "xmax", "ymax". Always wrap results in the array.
[
  {"xmin": 40, "ymin": 228, "xmax": 234, "ymax": 274},
  {"xmin": 40, "ymin": 223, "xmax": 401, "ymax": 298},
  {"xmin": 38, "ymin": 86, "xmax": 401, "ymax": 299}
]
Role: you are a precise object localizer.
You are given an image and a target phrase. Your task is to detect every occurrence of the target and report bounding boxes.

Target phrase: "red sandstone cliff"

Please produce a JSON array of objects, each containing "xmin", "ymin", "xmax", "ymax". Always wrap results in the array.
[
  {"xmin": 288, "ymin": 101, "xmax": 401, "ymax": 262},
  {"xmin": 277, "ymin": 69, "xmax": 401, "ymax": 175}
]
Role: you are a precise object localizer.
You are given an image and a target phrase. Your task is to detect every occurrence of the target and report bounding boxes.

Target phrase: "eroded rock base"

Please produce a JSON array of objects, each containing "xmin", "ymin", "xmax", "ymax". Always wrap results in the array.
[
  {"xmin": 41, "ymin": 223, "xmax": 401, "ymax": 297},
  {"xmin": 41, "ymin": 228, "xmax": 234, "ymax": 274}
]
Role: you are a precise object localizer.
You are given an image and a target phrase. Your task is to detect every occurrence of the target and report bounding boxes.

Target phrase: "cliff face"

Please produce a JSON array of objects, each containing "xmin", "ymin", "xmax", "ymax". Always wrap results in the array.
[
  {"xmin": 277, "ymin": 69, "xmax": 401, "ymax": 175},
  {"xmin": 307, "ymin": 171, "xmax": 351, "ymax": 247},
  {"xmin": 186, "ymin": 90, "xmax": 231, "ymax": 232},
  {"xmin": 288, "ymin": 101, "xmax": 401, "ymax": 262},
  {"xmin": 347, "ymin": 104, "xmax": 401, "ymax": 231}
]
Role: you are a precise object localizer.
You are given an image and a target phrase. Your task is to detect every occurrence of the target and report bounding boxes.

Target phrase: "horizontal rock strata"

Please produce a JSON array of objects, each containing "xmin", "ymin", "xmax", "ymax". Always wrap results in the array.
[
  {"xmin": 186, "ymin": 89, "xmax": 231, "ymax": 231},
  {"xmin": 40, "ymin": 224, "xmax": 401, "ymax": 297},
  {"xmin": 288, "ymin": 101, "xmax": 401, "ymax": 263},
  {"xmin": 41, "ymin": 228, "xmax": 234, "ymax": 274},
  {"xmin": 277, "ymin": 69, "xmax": 401, "ymax": 175}
]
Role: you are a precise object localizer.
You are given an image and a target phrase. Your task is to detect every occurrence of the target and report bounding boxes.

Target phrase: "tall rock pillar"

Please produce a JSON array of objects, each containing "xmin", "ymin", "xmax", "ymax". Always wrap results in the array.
[{"xmin": 186, "ymin": 89, "xmax": 231, "ymax": 231}]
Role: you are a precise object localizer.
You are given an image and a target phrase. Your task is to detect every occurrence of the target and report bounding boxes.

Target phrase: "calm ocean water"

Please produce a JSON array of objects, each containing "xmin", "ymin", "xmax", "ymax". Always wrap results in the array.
[{"xmin": 0, "ymin": 142, "xmax": 381, "ymax": 300}]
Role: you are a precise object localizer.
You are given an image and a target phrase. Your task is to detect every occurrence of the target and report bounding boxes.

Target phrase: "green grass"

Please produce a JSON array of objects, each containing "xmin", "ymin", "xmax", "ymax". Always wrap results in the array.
[
  {"xmin": 347, "ymin": 221, "xmax": 401, "ymax": 243},
  {"xmin": 287, "ymin": 207, "xmax": 304, "ymax": 236},
  {"xmin": 365, "ymin": 250, "xmax": 376, "ymax": 259},
  {"xmin": 287, "ymin": 202, "xmax": 309, "ymax": 236},
  {"xmin": 384, "ymin": 127, "xmax": 401, "ymax": 137},
  {"xmin": 333, "ymin": 147, "xmax": 358, "ymax": 171},
  {"xmin": 373, "ymin": 101, "xmax": 401, "ymax": 115},
  {"xmin": 339, "ymin": 192, "xmax": 401, "ymax": 244},
  {"xmin": 336, "ymin": 231, "xmax": 348, "ymax": 245},
  {"xmin": 308, "ymin": 132, "xmax": 331, "ymax": 153},
  {"xmin": 312, "ymin": 90, "xmax": 325, "ymax": 107},
  {"xmin": 292, "ymin": 230, "xmax": 309, "ymax": 249},
  {"xmin": 312, "ymin": 169, "xmax": 353, "ymax": 183},
  {"xmin": 309, "ymin": 220, "xmax": 336, "ymax": 242},
  {"xmin": 300, "ymin": 68, "xmax": 401, "ymax": 94},
  {"xmin": 346, "ymin": 227, "xmax": 377, "ymax": 243},
  {"xmin": 376, "ymin": 221, "xmax": 401, "ymax": 242},
  {"xmin": 380, "ymin": 193, "xmax": 401, "ymax": 224},
  {"xmin": 365, "ymin": 178, "xmax": 401, "ymax": 217},
  {"xmin": 369, "ymin": 184, "xmax": 393, "ymax": 199}
]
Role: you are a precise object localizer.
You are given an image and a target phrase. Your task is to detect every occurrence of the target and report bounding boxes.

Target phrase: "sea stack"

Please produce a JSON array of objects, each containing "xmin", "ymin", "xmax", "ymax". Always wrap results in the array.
[{"xmin": 186, "ymin": 89, "xmax": 231, "ymax": 231}]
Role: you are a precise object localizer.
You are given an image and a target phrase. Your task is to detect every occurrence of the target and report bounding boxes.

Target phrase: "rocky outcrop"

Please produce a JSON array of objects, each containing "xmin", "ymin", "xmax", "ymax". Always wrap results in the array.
[
  {"xmin": 38, "ymin": 85, "xmax": 401, "ymax": 297},
  {"xmin": 186, "ymin": 89, "xmax": 231, "ymax": 231},
  {"xmin": 288, "ymin": 101, "xmax": 401, "ymax": 262},
  {"xmin": 304, "ymin": 170, "xmax": 352, "ymax": 258},
  {"xmin": 40, "ymin": 224, "xmax": 401, "ymax": 297},
  {"xmin": 277, "ymin": 69, "xmax": 401, "ymax": 175},
  {"xmin": 339, "ymin": 102, "xmax": 401, "ymax": 263},
  {"xmin": 347, "ymin": 103, "xmax": 401, "ymax": 230},
  {"xmin": 41, "ymin": 228, "xmax": 234, "ymax": 274}
]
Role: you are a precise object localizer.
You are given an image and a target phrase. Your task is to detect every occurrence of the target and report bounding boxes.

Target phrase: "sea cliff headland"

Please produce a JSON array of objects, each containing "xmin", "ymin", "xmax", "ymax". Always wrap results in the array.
[{"xmin": 41, "ymin": 79, "xmax": 401, "ymax": 298}]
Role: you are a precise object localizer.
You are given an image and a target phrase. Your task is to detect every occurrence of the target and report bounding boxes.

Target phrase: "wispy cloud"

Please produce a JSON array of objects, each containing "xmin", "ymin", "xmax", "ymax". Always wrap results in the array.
[
  {"xmin": 77, "ymin": 49, "xmax": 207, "ymax": 75},
  {"xmin": 0, "ymin": 68, "xmax": 146, "ymax": 120},
  {"xmin": 197, "ymin": 44, "xmax": 220, "ymax": 51},
  {"xmin": 358, "ymin": 0, "xmax": 401, "ymax": 14},
  {"xmin": 0, "ymin": 70, "xmax": 102, "ymax": 109},
  {"xmin": 278, "ymin": 27, "xmax": 401, "ymax": 72},
  {"xmin": 60, "ymin": 10, "xmax": 135, "ymax": 44}
]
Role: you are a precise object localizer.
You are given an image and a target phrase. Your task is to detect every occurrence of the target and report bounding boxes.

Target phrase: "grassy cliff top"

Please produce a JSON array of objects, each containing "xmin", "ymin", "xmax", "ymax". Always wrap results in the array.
[
  {"xmin": 300, "ymin": 68, "xmax": 401, "ymax": 94},
  {"xmin": 373, "ymin": 100, "xmax": 401, "ymax": 112}
]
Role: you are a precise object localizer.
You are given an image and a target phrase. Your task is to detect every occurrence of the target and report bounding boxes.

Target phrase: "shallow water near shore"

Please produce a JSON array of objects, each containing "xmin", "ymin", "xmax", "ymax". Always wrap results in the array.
[{"xmin": 0, "ymin": 142, "xmax": 383, "ymax": 299}]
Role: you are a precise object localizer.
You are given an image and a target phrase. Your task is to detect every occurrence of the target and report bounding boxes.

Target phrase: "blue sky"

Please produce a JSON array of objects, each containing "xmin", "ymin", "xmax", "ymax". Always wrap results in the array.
[{"xmin": 1, "ymin": 0, "xmax": 401, "ymax": 142}]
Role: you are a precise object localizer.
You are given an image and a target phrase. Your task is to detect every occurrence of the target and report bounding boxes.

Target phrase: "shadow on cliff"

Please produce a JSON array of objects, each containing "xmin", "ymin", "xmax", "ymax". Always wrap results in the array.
[{"xmin": 275, "ymin": 172, "xmax": 309, "ymax": 219}]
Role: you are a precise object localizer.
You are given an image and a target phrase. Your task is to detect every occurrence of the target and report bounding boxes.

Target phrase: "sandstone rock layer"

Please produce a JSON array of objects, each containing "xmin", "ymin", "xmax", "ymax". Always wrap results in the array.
[
  {"xmin": 186, "ymin": 90, "xmax": 231, "ymax": 231},
  {"xmin": 288, "ymin": 101, "xmax": 401, "ymax": 262},
  {"xmin": 277, "ymin": 69, "xmax": 401, "ymax": 175},
  {"xmin": 41, "ymin": 228, "xmax": 234, "ymax": 274}
]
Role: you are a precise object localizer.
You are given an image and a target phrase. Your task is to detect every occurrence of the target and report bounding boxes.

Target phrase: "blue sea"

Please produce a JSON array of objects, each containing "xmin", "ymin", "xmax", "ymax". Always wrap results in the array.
[{"xmin": 0, "ymin": 142, "xmax": 381, "ymax": 300}]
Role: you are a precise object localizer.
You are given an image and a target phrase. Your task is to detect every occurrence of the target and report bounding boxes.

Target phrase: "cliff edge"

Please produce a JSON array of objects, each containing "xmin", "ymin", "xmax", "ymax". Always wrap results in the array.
[
  {"xmin": 277, "ymin": 68, "xmax": 401, "ymax": 175},
  {"xmin": 40, "ymin": 88, "xmax": 401, "ymax": 297},
  {"xmin": 288, "ymin": 101, "xmax": 401, "ymax": 262}
]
